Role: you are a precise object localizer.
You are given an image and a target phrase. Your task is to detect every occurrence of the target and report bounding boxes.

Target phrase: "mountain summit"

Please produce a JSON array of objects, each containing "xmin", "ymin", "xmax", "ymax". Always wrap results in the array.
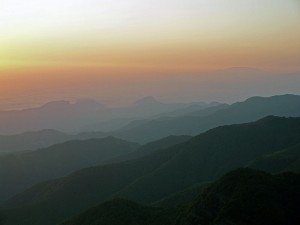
[{"xmin": 134, "ymin": 96, "xmax": 163, "ymax": 106}]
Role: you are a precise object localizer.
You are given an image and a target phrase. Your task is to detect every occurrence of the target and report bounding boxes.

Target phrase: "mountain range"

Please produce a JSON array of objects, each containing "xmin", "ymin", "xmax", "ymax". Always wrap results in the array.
[
  {"xmin": 111, "ymin": 94, "xmax": 300, "ymax": 143},
  {"xmin": 0, "ymin": 137, "xmax": 139, "ymax": 202},
  {"xmin": 0, "ymin": 97, "xmax": 216, "ymax": 134},
  {"xmin": 0, "ymin": 129, "xmax": 109, "ymax": 153},
  {"xmin": 0, "ymin": 135, "xmax": 191, "ymax": 203},
  {"xmin": 0, "ymin": 94, "xmax": 300, "ymax": 225},
  {"xmin": 2, "ymin": 94, "xmax": 300, "ymax": 153},
  {"xmin": 1, "ymin": 116, "xmax": 300, "ymax": 225},
  {"xmin": 6, "ymin": 169, "xmax": 298, "ymax": 225}
]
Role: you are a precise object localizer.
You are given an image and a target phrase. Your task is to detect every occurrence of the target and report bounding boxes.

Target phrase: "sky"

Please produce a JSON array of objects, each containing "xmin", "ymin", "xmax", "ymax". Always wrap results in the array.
[{"xmin": 0, "ymin": 0, "xmax": 300, "ymax": 109}]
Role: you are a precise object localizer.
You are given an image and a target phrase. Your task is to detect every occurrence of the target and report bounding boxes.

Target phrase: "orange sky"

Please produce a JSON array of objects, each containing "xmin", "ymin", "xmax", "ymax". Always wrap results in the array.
[{"xmin": 0, "ymin": 0, "xmax": 300, "ymax": 109}]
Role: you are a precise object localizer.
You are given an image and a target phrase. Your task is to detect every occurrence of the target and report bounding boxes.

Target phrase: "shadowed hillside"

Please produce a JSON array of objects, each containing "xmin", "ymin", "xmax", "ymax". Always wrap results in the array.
[
  {"xmin": 248, "ymin": 143, "xmax": 300, "ymax": 173},
  {"xmin": 58, "ymin": 169, "xmax": 300, "ymax": 225},
  {"xmin": 1, "ymin": 116, "xmax": 300, "ymax": 225},
  {"xmin": 0, "ymin": 137, "xmax": 139, "ymax": 202},
  {"xmin": 60, "ymin": 199, "xmax": 176, "ymax": 225},
  {"xmin": 176, "ymin": 169, "xmax": 300, "ymax": 225},
  {"xmin": 105, "ymin": 135, "xmax": 192, "ymax": 164}
]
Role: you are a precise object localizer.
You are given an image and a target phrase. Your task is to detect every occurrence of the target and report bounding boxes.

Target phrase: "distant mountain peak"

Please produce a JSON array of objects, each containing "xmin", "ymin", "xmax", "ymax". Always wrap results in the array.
[
  {"xmin": 26, "ymin": 129, "xmax": 65, "ymax": 135},
  {"xmin": 41, "ymin": 100, "xmax": 71, "ymax": 109},
  {"xmin": 75, "ymin": 99, "xmax": 105, "ymax": 108},
  {"xmin": 134, "ymin": 96, "xmax": 162, "ymax": 106},
  {"xmin": 39, "ymin": 99, "xmax": 105, "ymax": 111},
  {"xmin": 244, "ymin": 94, "xmax": 300, "ymax": 103},
  {"xmin": 223, "ymin": 67, "xmax": 264, "ymax": 73}
]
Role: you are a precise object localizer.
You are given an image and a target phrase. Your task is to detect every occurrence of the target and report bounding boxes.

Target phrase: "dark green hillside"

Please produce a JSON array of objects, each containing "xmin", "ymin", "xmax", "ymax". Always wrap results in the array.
[
  {"xmin": 60, "ymin": 169, "xmax": 300, "ymax": 225},
  {"xmin": 106, "ymin": 135, "xmax": 191, "ymax": 164},
  {"xmin": 116, "ymin": 116, "xmax": 300, "ymax": 203},
  {"xmin": 249, "ymin": 143, "xmax": 300, "ymax": 173},
  {"xmin": 1, "ymin": 141, "xmax": 186, "ymax": 225},
  {"xmin": 177, "ymin": 168, "xmax": 300, "ymax": 225},
  {"xmin": 0, "ymin": 137, "xmax": 139, "ymax": 202},
  {"xmin": 2, "ymin": 116, "xmax": 300, "ymax": 225},
  {"xmin": 152, "ymin": 183, "xmax": 210, "ymax": 208},
  {"xmin": 60, "ymin": 199, "xmax": 176, "ymax": 225}
]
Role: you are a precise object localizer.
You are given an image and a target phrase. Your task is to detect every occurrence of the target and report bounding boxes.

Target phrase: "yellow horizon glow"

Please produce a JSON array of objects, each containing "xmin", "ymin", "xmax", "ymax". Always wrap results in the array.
[{"xmin": 1, "ymin": 0, "xmax": 300, "ymax": 74}]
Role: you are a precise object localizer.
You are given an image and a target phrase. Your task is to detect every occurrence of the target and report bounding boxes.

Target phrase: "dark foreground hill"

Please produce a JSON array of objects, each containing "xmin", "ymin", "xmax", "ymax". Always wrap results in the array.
[
  {"xmin": 176, "ymin": 168, "xmax": 300, "ymax": 225},
  {"xmin": 248, "ymin": 142, "xmax": 300, "ymax": 173},
  {"xmin": 58, "ymin": 169, "xmax": 300, "ymax": 225},
  {"xmin": 0, "ymin": 137, "xmax": 139, "ymax": 202},
  {"xmin": 1, "ymin": 116, "xmax": 300, "ymax": 225},
  {"xmin": 60, "ymin": 199, "xmax": 176, "ymax": 225}
]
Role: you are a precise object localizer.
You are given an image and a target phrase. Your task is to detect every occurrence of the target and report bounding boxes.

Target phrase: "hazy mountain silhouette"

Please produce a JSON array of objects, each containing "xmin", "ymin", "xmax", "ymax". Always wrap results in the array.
[
  {"xmin": 147, "ymin": 102, "xmax": 226, "ymax": 119},
  {"xmin": 0, "ymin": 130, "xmax": 69, "ymax": 153},
  {"xmin": 87, "ymin": 97, "xmax": 220, "ymax": 132},
  {"xmin": 0, "ymin": 129, "xmax": 108, "ymax": 153},
  {"xmin": 112, "ymin": 94, "xmax": 300, "ymax": 143},
  {"xmin": 134, "ymin": 96, "xmax": 163, "ymax": 106},
  {"xmin": 0, "ymin": 137, "xmax": 139, "ymax": 202},
  {"xmin": 81, "ymin": 99, "xmax": 219, "ymax": 133},
  {"xmin": 0, "ymin": 97, "xmax": 214, "ymax": 134},
  {"xmin": 222, "ymin": 66, "xmax": 264, "ymax": 73},
  {"xmin": 0, "ymin": 99, "xmax": 105, "ymax": 134},
  {"xmin": 2, "ymin": 116, "xmax": 300, "ymax": 225},
  {"xmin": 174, "ymin": 103, "xmax": 228, "ymax": 117},
  {"xmin": 81, "ymin": 118, "xmax": 134, "ymax": 132},
  {"xmin": 105, "ymin": 135, "xmax": 192, "ymax": 164}
]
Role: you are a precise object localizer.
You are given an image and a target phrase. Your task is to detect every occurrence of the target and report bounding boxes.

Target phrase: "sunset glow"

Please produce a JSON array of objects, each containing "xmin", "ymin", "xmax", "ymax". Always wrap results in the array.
[
  {"xmin": 1, "ymin": 0, "xmax": 300, "ymax": 71},
  {"xmin": 0, "ymin": 0, "xmax": 300, "ymax": 108}
]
